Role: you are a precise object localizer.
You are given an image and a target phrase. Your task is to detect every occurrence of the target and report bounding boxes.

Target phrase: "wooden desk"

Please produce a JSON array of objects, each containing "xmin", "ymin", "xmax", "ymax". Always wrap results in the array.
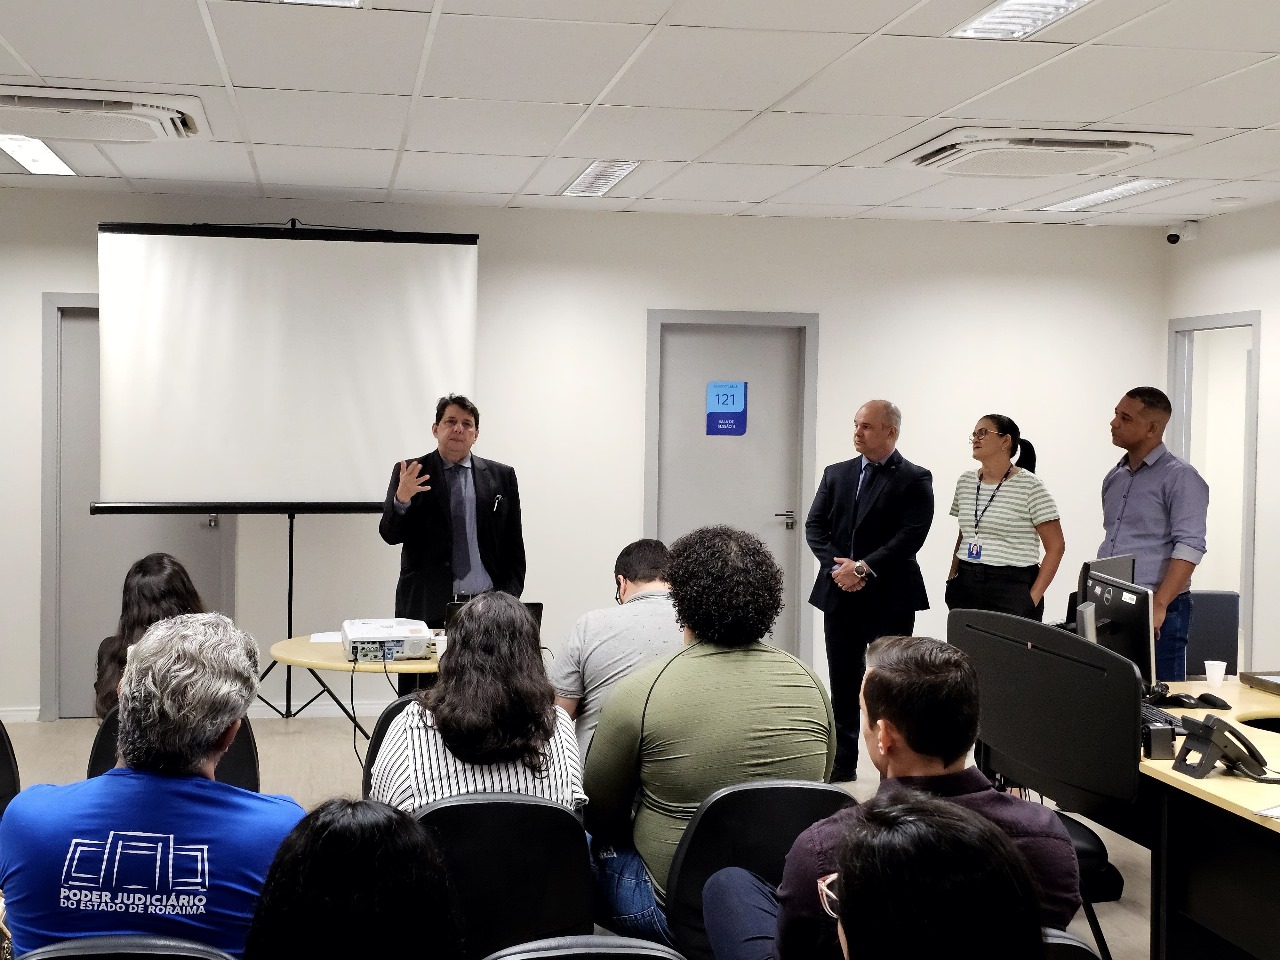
[
  {"xmin": 267, "ymin": 635, "xmax": 438, "ymax": 738},
  {"xmin": 1139, "ymin": 677, "xmax": 1280, "ymax": 959}
]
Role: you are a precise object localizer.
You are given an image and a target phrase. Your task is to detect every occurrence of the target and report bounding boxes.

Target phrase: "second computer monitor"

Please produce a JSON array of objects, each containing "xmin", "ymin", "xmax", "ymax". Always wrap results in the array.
[
  {"xmin": 1079, "ymin": 570, "xmax": 1155, "ymax": 685},
  {"xmin": 1078, "ymin": 554, "xmax": 1136, "ymax": 605}
]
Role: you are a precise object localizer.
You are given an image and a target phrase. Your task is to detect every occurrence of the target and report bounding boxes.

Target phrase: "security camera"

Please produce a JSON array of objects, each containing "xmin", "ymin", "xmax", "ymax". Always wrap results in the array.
[{"xmin": 1167, "ymin": 221, "xmax": 1199, "ymax": 244}]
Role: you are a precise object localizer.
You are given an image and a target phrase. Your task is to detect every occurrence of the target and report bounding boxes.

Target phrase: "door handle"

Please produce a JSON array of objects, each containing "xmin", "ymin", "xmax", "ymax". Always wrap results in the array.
[{"xmin": 774, "ymin": 510, "xmax": 796, "ymax": 530}]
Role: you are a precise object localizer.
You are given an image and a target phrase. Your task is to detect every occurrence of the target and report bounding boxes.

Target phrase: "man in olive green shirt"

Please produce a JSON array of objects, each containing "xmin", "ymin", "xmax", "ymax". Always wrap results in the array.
[{"xmin": 583, "ymin": 525, "xmax": 834, "ymax": 945}]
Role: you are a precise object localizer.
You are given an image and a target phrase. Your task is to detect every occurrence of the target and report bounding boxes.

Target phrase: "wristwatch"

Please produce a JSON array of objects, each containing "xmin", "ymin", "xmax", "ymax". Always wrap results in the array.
[{"xmin": 852, "ymin": 560, "xmax": 869, "ymax": 579}]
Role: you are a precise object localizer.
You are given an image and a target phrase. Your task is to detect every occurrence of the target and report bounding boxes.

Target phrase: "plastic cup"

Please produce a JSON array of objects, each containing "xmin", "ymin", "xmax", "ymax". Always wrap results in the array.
[{"xmin": 1205, "ymin": 660, "xmax": 1227, "ymax": 687}]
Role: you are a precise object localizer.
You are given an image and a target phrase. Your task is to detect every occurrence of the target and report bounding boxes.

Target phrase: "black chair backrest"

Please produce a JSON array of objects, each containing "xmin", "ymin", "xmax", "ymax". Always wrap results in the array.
[
  {"xmin": 481, "ymin": 935, "xmax": 687, "ymax": 959},
  {"xmin": 1187, "ymin": 590, "xmax": 1240, "ymax": 676},
  {"xmin": 361, "ymin": 694, "xmax": 418, "ymax": 798},
  {"xmin": 949, "ymin": 609, "xmax": 1142, "ymax": 811},
  {"xmin": 1043, "ymin": 926, "xmax": 1102, "ymax": 958},
  {"xmin": 13, "ymin": 933, "xmax": 235, "ymax": 958},
  {"xmin": 664, "ymin": 780, "xmax": 854, "ymax": 960},
  {"xmin": 415, "ymin": 792, "xmax": 593, "ymax": 960},
  {"xmin": 87, "ymin": 708, "xmax": 260, "ymax": 792},
  {"xmin": 0, "ymin": 716, "xmax": 20, "ymax": 819}
]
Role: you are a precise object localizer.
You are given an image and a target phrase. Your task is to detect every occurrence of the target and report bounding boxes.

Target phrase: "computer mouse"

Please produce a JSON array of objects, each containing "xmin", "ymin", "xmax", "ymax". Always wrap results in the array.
[
  {"xmin": 1196, "ymin": 692, "xmax": 1231, "ymax": 710},
  {"xmin": 1154, "ymin": 693, "xmax": 1202, "ymax": 708}
]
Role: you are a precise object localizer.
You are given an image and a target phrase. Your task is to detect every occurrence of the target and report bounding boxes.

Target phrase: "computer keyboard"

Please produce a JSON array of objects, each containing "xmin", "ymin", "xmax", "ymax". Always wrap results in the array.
[{"xmin": 1142, "ymin": 702, "xmax": 1183, "ymax": 731}]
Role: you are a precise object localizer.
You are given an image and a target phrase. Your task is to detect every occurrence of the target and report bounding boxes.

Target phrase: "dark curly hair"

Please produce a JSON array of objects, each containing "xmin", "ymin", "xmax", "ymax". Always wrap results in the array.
[
  {"xmin": 245, "ymin": 798, "xmax": 460, "ymax": 960},
  {"xmin": 424, "ymin": 591, "xmax": 555, "ymax": 770},
  {"xmin": 667, "ymin": 525, "xmax": 783, "ymax": 646},
  {"xmin": 94, "ymin": 552, "xmax": 205, "ymax": 720}
]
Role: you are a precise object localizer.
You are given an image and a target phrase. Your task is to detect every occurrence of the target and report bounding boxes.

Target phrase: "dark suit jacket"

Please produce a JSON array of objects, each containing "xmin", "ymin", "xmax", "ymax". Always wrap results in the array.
[
  {"xmin": 378, "ymin": 450, "xmax": 526, "ymax": 623},
  {"xmin": 806, "ymin": 449, "xmax": 934, "ymax": 614}
]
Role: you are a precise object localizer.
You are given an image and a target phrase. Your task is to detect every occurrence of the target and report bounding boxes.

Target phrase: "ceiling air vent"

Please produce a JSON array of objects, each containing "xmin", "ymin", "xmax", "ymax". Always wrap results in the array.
[
  {"xmin": 890, "ymin": 127, "xmax": 1190, "ymax": 177},
  {"xmin": 0, "ymin": 86, "xmax": 211, "ymax": 142}
]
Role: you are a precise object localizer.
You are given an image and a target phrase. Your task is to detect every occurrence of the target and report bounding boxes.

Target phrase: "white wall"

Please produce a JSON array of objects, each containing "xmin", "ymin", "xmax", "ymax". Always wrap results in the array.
[
  {"xmin": 0, "ymin": 186, "xmax": 1170, "ymax": 718},
  {"xmin": 1166, "ymin": 203, "xmax": 1280, "ymax": 666}
]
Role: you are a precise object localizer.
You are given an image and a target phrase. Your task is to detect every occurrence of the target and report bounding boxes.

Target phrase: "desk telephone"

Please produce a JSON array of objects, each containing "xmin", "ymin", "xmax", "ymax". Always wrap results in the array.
[{"xmin": 1173, "ymin": 714, "xmax": 1280, "ymax": 783}]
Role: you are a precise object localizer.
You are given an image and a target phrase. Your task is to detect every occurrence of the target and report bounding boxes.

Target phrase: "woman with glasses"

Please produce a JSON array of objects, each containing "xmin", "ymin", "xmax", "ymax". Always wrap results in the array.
[
  {"xmin": 369, "ymin": 591, "xmax": 586, "ymax": 813},
  {"xmin": 944, "ymin": 414, "xmax": 1064, "ymax": 621}
]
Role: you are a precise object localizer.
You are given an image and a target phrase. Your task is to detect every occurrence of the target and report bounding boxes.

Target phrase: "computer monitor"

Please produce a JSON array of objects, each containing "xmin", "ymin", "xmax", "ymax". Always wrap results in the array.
[
  {"xmin": 1077, "ymin": 555, "xmax": 1136, "ymax": 608},
  {"xmin": 1077, "ymin": 570, "xmax": 1155, "ymax": 686}
]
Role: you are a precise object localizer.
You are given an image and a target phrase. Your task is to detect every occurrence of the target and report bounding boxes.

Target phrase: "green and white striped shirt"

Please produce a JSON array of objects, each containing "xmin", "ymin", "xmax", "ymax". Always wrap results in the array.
[{"xmin": 950, "ymin": 468, "xmax": 1059, "ymax": 567}]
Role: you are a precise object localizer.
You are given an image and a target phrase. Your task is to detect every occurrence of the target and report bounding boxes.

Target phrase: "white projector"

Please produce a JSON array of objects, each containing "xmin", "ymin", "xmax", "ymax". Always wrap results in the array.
[{"xmin": 341, "ymin": 618, "xmax": 438, "ymax": 664}]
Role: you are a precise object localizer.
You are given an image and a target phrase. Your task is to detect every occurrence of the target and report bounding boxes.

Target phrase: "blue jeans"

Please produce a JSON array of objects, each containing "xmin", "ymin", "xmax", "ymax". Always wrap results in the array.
[
  {"xmin": 589, "ymin": 840, "xmax": 675, "ymax": 946},
  {"xmin": 1156, "ymin": 591, "xmax": 1192, "ymax": 682},
  {"xmin": 702, "ymin": 867, "xmax": 780, "ymax": 960}
]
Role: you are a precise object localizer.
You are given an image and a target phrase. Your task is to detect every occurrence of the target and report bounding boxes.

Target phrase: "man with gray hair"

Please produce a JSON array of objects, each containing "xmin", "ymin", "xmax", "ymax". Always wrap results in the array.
[{"xmin": 0, "ymin": 613, "xmax": 304, "ymax": 959}]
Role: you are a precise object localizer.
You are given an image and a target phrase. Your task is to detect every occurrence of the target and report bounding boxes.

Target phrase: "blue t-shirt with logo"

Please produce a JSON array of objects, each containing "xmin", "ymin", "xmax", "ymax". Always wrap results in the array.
[{"xmin": 0, "ymin": 768, "xmax": 304, "ymax": 958}]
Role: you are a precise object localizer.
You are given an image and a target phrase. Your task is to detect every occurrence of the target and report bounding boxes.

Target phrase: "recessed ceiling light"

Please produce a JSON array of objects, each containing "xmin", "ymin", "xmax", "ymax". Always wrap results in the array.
[
  {"xmin": 952, "ymin": 0, "xmax": 1095, "ymax": 40},
  {"xmin": 235, "ymin": 0, "xmax": 362, "ymax": 7},
  {"xmin": 562, "ymin": 160, "xmax": 640, "ymax": 198},
  {"xmin": 1042, "ymin": 178, "xmax": 1178, "ymax": 212},
  {"xmin": 0, "ymin": 134, "xmax": 75, "ymax": 175}
]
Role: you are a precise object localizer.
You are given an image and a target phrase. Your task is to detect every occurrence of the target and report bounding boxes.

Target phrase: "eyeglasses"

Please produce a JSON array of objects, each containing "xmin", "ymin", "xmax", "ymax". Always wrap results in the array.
[
  {"xmin": 969, "ymin": 428, "xmax": 1007, "ymax": 442},
  {"xmin": 817, "ymin": 873, "xmax": 840, "ymax": 920}
]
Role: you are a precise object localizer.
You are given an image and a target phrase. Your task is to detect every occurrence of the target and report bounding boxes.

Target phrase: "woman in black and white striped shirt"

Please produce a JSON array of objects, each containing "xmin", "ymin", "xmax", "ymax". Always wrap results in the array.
[
  {"xmin": 944, "ymin": 414, "xmax": 1065, "ymax": 621},
  {"xmin": 370, "ymin": 592, "xmax": 586, "ymax": 813}
]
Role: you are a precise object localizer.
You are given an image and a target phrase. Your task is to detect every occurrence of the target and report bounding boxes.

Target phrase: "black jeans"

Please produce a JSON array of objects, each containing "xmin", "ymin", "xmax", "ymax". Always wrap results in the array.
[{"xmin": 944, "ymin": 560, "xmax": 1043, "ymax": 621}]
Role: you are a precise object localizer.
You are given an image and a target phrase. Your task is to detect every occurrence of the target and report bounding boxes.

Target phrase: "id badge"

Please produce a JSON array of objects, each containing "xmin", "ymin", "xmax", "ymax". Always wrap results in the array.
[{"xmin": 966, "ymin": 540, "xmax": 983, "ymax": 560}]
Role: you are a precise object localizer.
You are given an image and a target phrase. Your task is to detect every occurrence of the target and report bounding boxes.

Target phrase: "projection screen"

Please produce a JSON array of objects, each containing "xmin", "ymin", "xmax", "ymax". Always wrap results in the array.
[{"xmin": 98, "ymin": 224, "xmax": 478, "ymax": 504}]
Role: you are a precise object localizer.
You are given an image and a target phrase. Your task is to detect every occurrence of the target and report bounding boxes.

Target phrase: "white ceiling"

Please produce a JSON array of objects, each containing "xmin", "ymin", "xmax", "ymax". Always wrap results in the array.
[{"xmin": 1, "ymin": 0, "xmax": 1279, "ymax": 224}]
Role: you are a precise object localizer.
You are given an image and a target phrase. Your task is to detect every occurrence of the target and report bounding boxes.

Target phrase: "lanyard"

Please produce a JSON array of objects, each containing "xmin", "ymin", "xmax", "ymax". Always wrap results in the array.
[{"xmin": 973, "ymin": 466, "xmax": 1013, "ymax": 532}]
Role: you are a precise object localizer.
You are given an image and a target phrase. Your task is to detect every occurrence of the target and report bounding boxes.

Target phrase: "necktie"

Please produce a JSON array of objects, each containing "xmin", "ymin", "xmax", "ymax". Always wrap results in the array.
[
  {"xmin": 856, "ymin": 461, "xmax": 878, "ymax": 500},
  {"xmin": 449, "ymin": 464, "xmax": 471, "ymax": 580}
]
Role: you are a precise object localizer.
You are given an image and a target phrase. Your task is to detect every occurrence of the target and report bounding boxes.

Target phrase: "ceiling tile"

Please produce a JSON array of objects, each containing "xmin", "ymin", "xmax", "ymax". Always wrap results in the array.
[
  {"xmin": 1075, "ymin": 210, "xmax": 1186, "ymax": 226},
  {"xmin": 521, "ymin": 157, "xmax": 687, "ymax": 196},
  {"xmin": 370, "ymin": 0, "xmax": 434, "ymax": 10},
  {"xmin": 237, "ymin": 89, "xmax": 409, "ymax": 148},
  {"xmin": 744, "ymin": 202, "xmax": 873, "ymax": 217},
  {"xmin": 130, "ymin": 178, "xmax": 261, "ymax": 198},
  {"xmin": 1033, "ymin": 0, "xmax": 1167, "ymax": 43},
  {"xmin": 772, "ymin": 165, "xmax": 948, "ymax": 205},
  {"xmin": 857, "ymin": 205, "xmax": 979, "ymax": 220},
  {"xmin": 395, "ymin": 152, "xmax": 543, "ymax": 193},
  {"xmin": 443, "ymin": 0, "xmax": 670, "ymax": 22},
  {"xmin": 966, "ymin": 210, "xmax": 1092, "ymax": 223},
  {"xmin": 646, "ymin": 162, "xmax": 823, "ymax": 201},
  {"xmin": 0, "ymin": 173, "xmax": 131, "ymax": 192},
  {"xmin": 781, "ymin": 37, "xmax": 1061, "ymax": 116},
  {"xmin": 511, "ymin": 194, "xmax": 634, "ymax": 211},
  {"xmin": 604, "ymin": 26, "xmax": 859, "ymax": 110},
  {"xmin": 44, "ymin": 142, "xmax": 119, "ymax": 178},
  {"xmin": 629, "ymin": 198, "xmax": 752, "ymax": 214},
  {"xmin": 36, "ymin": 79, "xmax": 243, "ymax": 142},
  {"xmin": 0, "ymin": 150, "xmax": 25, "ymax": 174},
  {"xmin": 1125, "ymin": 179, "xmax": 1280, "ymax": 215},
  {"xmin": 1104, "ymin": 0, "xmax": 1280, "ymax": 53},
  {"xmin": 893, "ymin": 173, "xmax": 1092, "ymax": 209},
  {"xmin": 407, "ymin": 99, "xmax": 585, "ymax": 155},
  {"xmin": 0, "ymin": 45, "xmax": 29, "ymax": 76},
  {"xmin": 254, "ymin": 144, "xmax": 395, "ymax": 188},
  {"xmin": 701, "ymin": 112, "xmax": 921, "ymax": 165},
  {"xmin": 261, "ymin": 183, "xmax": 388, "ymax": 202},
  {"xmin": 885, "ymin": 0, "xmax": 995, "ymax": 38},
  {"xmin": 668, "ymin": 0, "xmax": 916, "ymax": 32},
  {"xmin": 421, "ymin": 15, "xmax": 649, "ymax": 103},
  {"xmin": 997, "ymin": 174, "xmax": 1171, "ymax": 211},
  {"xmin": 0, "ymin": 0, "xmax": 223, "ymax": 85},
  {"xmin": 1119, "ymin": 130, "xmax": 1280, "ymax": 179},
  {"xmin": 1112, "ymin": 58, "xmax": 1280, "ymax": 129},
  {"xmin": 208, "ymin": 3, "xmax": 430, "ymax": 95},
  {"xmin": 100, "ymin": 140, "xmax": 257, "ymax": 183},
  {"xmin": 953, "ymin": 45, "xmax": 1267, "ymax": 123},
  {"xmin": 393, "ymin": 189, "xmax": 512, "ymax": 206},
  {"xmin": 559, "ymin": 105, "xmax": 753, "ymax": 161}
]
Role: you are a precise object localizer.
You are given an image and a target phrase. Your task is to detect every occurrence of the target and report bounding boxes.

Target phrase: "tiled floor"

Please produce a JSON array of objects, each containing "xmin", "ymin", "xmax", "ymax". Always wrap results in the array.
[{"xmin": 4, "ymin": 715, "xmax": 1151, "ymax": 958}]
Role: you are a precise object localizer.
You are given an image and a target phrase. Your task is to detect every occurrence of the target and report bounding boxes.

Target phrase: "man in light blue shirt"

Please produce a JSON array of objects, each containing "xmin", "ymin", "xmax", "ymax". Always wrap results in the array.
[{"xmin": 1100, "ymin": 386, "xmax": 1209, "ymax": 681}]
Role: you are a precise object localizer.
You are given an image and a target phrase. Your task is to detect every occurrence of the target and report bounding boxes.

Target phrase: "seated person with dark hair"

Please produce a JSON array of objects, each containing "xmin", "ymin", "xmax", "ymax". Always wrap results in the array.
[
  {"xmin": 704, "ymin": 635, "xmax": 1079, "ymax": 960},
  {"xmin": 245, "ymin": 798, "xmax": 460, "ymax": 960},
  {"xmin": 549, "ymin": 538, "xmax": 684, "ymax": 757},
  {"xmin": 585, "ymin": 525, "xmax": 834, "ymax": 946},
  {"xmin": 826, "ymin": 790, "xmax": 1047, "ymax": 959},
  {"xmin": 0, "ymin": 614, "xmax": 304, "ymax": 959}
]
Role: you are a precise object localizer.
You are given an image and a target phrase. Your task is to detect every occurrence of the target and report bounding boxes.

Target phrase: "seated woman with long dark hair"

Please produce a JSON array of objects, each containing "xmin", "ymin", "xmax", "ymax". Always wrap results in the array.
[
  {"xmin": 94, "ymin": 552, "xmax": 205, "ymax": 720},
  {"xmin": 370, "ymin": 591, "xmax": 586, "ymax": 812},
  {"xmin": 245, "ymin": 798, "xmax": 460, "ymax": 960}
]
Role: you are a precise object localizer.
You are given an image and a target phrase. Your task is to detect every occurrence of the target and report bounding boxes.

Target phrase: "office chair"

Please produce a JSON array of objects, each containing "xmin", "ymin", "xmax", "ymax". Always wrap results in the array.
[
  {"xmin": 13, "ymin": 934, "xmax": 234, "ymax": 959},
  {"xmin": 664, "ymin": 780, "xmax": 854, "ymax": 960},
  {"xmin": 1043, "ymin": 927, "xmax": 1102, "ymax": 958},
  {"xmin": 415, "ymin": 793, "xmax": 593, "ymax": 960},
  {"xmin": 1187, "ymin": 590, "xmax": 1240, "ymax": 676},
  {"xmin": 360, "ymin": 693, "xmax": 418, "ymax": 798},
  {"xmin": 481, "ymin": 936, "xmax": 686, "ymax": 960},
  {"xmin": 86, "ymin": 708, "xmax": 260, "ymax": 792},
  {"xmin": 950, "ymin": 610, "xmax": 1144, "ymax": 960},
  {"xmin": 0, "ymin": 716, "xmax": 20, "ymax": 819}
]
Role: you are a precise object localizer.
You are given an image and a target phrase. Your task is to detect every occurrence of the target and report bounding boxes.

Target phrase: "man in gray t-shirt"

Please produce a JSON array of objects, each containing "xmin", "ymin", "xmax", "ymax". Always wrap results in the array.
[{"xmin": 550, "ymin": 539, "xmax": 684, "ymax": 757}]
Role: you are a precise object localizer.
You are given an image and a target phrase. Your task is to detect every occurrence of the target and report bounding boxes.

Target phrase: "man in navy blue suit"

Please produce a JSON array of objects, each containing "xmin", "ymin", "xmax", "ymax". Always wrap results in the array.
[{"xmin": 806, "ymin": 400, "xmax": 933, "ymax": 781}]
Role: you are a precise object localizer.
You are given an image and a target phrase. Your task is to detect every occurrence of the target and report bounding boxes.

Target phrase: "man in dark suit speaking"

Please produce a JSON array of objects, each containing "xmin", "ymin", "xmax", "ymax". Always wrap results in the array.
[
  {"xmin": 806, "ymin": 399, "xmax": 933, "ymax": 781},
  {"xmin": 379, "ymin": 394, "xmax": 526, "ymax": 646}
]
